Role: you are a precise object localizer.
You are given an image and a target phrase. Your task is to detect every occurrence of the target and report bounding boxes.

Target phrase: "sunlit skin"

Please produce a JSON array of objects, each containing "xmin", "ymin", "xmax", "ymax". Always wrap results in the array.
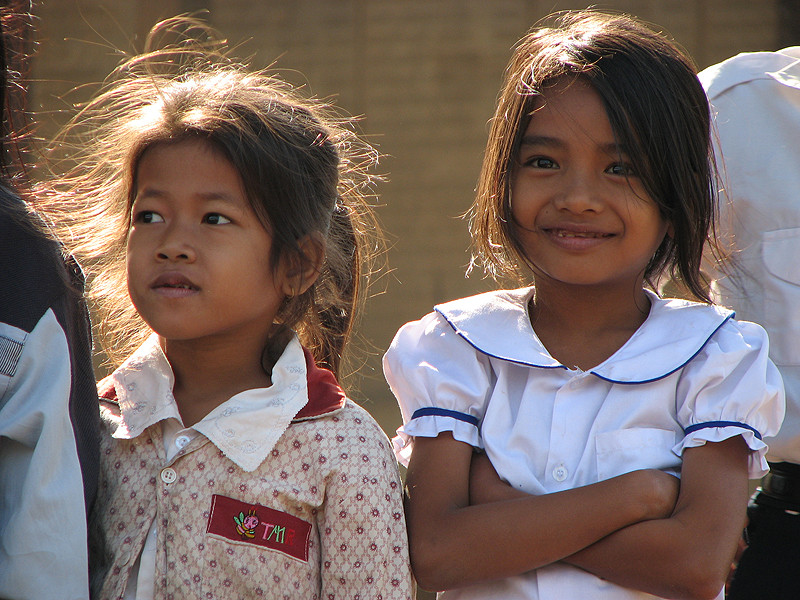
[
  {"xmin": 511, "ymin": 77, "xmax": 671, "ymax": 370},
  {"xmin": 403, "ymin": 77, "xmax": 749, "ymax": 598},
  {"xmin": 126, "ymin": 139, "xmax": 295, "ymax": 425}
]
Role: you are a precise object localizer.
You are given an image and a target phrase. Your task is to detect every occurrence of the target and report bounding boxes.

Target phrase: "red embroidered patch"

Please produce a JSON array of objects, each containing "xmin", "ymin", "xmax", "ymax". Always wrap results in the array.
[{"xmin": 206, "ymin": 494, "xmax": 312, "ymax": 562}]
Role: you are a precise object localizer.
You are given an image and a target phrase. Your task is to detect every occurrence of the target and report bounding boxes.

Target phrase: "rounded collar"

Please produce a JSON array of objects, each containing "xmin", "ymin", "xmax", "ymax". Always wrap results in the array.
[
  {"xmin": 107, "ymin": 334, "xmax": 346, "ymax": 472},
  {"xmin": 434, "ymin": 288, "xmax": 734, "ymax": 383}
]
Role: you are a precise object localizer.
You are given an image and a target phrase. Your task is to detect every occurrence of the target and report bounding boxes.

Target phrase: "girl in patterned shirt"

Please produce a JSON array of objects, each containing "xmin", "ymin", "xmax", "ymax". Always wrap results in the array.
[{"xmin": 43, "ymin": 17, "xmax": 413, "ymax": 600}]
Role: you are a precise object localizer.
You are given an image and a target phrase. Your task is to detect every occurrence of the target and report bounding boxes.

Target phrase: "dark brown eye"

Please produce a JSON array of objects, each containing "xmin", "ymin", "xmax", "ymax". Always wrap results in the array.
[
  {"xmin": 135, "ymin": 210, "xmax": 164, "ymax": 224},
  {"xmin": 525, "ymin": 157, "xmax": 557, "ymax": 169},
  {"xmin": 203, "ymin": 213, "xmax": 231, "ymax": 225}
]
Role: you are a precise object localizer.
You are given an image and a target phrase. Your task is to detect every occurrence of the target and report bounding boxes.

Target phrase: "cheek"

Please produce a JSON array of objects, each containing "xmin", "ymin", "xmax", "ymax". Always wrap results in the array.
[
  {"xmin": 124, "ymin": 244, "xmax": 137, "ymax": 283},
  {"xmin": 509, "ymin": 179, "xmax": 522, "ymax": 216},
  {"xmin": 124, "ymin": 240, "xmax": 145, "ymax": 302},
  {"xmin": 509, "ymin": 179, "xmax": 547, "ymax": 227},
  {"xmin": 653, "ymin": 213, "xmax": 671, "ymax": 243},
  {"xmin": 643, "ymin": 217, "xmax": 671, "ymax": 260}
]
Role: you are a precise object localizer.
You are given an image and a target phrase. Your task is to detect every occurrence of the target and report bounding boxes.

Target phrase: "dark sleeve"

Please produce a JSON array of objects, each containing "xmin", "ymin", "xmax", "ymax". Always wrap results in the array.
[{"xmin": 0, "ymin": 188, "xmax": 100, "ymax": 512}]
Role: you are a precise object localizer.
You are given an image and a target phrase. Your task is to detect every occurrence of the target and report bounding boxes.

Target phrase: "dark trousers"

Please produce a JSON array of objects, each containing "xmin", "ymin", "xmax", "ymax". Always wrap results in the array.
[{"xmin": 727, "ymin": 502, "xmax": 800, "ymax": 599}]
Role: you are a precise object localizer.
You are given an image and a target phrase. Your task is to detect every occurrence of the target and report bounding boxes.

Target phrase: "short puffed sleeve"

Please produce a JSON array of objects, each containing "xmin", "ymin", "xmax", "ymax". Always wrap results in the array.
[
  {"xmin": 383, "ymin": 310, "xmax": 493, "ymax": 466},
  {"xmin": 674, "ymin": 318, "xmax": 785, "ymax": 478}
]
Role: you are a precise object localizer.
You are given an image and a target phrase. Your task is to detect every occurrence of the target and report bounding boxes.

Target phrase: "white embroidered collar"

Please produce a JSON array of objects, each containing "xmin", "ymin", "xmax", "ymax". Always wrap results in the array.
[
  {"xmin": 434, "ymin": 288, "xmax": 734, "ymax": 384},
  {"xmin": 109, "ymin": 333, "xmax": 309, "ymax": 472}
]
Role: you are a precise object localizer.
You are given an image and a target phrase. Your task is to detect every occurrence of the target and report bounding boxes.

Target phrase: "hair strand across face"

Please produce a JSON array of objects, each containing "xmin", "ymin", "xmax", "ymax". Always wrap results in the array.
[{"xmin": 469, "ymin": 9, "xmax": 719, "ymax": 302}]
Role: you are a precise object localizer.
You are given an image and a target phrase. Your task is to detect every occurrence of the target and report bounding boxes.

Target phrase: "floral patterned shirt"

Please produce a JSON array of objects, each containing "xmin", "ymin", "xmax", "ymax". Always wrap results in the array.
[{"xmin": 90, "ymin": 336, "xmax": 414, "ymax": 600}]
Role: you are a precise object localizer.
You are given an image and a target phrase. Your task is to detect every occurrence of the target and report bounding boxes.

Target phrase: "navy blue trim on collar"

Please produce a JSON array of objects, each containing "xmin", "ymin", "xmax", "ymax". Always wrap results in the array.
[
  {"xmin": 684, "ymin": 420, "xmax": 762, "ymax": 441},
  {"xmin": 590, "ymin": 312, "xmax": 735, "ymax": 385},
  {"xmin": 411, "ymin": 407, "xmax": 480, "ymax": 427},
  {"xmin": 434, "ymin": 306, "xmax": 568, "ymax": 372},
  {"xmin": 434, "ymin": 288, "xmax": 735, "ymax": 384}
]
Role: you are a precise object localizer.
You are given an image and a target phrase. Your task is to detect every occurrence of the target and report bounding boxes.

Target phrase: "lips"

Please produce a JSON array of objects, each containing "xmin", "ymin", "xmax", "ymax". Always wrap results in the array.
[
  {"xmin": 548, "ymin": 228, "xmax": 613, "ymax": 239},
  {"xmin": 151, "ymin": 272, "xmax": 199, "ymax": 293},
  {"xmin": 540, "ymin": 225, "xmax": 615, "ymax": 250}
]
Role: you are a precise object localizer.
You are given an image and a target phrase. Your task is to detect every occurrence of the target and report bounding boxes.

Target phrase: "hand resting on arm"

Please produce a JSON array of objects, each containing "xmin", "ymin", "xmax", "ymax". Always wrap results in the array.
[
  {"xmin": 405, "ymin": 431, "xmax": 679, "ymax": 591},
  {"xmin": 468, "ymin": 437, "xmax": 749, "ymax": 600}
]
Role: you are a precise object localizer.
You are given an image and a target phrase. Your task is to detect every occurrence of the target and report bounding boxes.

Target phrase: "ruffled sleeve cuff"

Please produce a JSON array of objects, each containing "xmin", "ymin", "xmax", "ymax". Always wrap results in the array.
[
  {"xmin": 384, "ymin": 311, "xmax": 492, "ymax": 467},
  {"xmin": 674, "ymin": 318, "xmax": 785, "ymax": 479},
  {"xmin": 673, "ymin": 421, "xmax": 770, "ymax": 478},
  {"xmin": 392, "ymin": 409, "xmax": 482, "ymax": 467}
]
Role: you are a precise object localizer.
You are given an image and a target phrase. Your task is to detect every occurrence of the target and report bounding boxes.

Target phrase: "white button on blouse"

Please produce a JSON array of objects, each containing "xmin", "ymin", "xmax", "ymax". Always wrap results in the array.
[
  {"xmin": 160, "ymin": 468, "xmax": 177, "ymax": 484},
  {"xmin": 552, "ymin": 464, "xmax": 568, "ymax": 482}
]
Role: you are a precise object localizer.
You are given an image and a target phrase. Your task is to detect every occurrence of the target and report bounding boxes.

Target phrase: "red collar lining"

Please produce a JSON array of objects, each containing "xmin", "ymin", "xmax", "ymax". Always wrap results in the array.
[{"xmin": 294, "ymin": 347, "xmax": 347, "ymax": 420}]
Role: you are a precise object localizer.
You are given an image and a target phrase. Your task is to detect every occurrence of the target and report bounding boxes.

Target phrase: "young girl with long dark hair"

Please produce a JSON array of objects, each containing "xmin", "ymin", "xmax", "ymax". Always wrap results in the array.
[
  {"xmin": 45, "ymin": 19, "xmax": 413, "ymax": 600},
  {"xmin": 384, "ymin": 11, "xmax": 784, "ymax": 600}
]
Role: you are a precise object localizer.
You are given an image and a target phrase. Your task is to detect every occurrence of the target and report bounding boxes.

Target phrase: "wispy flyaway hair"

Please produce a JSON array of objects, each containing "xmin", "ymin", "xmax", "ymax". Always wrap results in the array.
[{"xmin": 41, "ymin": 17, "xmax": 383, "ymax": 375}]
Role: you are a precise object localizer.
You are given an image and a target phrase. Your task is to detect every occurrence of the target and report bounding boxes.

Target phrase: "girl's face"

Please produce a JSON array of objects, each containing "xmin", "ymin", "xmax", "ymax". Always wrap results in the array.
[
  {"xmin": 510, "ymin": 77, "xmax": 670, "ymax": 293},
  {"xmin": 126, "ymin": 138, "xmax": 288, "ymax": 349}
]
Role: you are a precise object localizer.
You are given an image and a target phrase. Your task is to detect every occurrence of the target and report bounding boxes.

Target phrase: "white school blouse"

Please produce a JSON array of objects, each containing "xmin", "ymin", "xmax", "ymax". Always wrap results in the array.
[{"xmin": 384, "ymin": 288, "xmax": 785, "ymax": 600}]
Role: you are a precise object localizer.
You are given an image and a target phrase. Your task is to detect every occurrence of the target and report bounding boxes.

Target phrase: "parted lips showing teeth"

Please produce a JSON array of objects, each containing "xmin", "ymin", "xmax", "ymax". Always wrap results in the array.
[
  {"xmin": 546, "ymin": 228, "xmax": 614, "ymax": 238},
  {"xmin": 151, "ymin": 272, "xmax": 199, "ymax": 290}
]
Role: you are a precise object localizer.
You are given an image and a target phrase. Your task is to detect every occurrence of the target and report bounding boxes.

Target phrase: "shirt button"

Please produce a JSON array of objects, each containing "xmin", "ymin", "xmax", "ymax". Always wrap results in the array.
[
  {"xmin": 160, "ymin": 468, "xmax": 177, "ymax": 484},
  {"xmin": 175, "ymin": 435, "xmax": 191, "ymax": 450},
  {"xmin": 552, "ymin": 464, "xmax": 568, "ymax": 482}
]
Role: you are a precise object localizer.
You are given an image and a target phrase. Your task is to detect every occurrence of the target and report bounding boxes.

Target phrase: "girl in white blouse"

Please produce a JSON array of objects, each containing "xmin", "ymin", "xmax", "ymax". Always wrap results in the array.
[{"xmin": 383, "ymin": 10, "xmax": 785, "ymax": 600}]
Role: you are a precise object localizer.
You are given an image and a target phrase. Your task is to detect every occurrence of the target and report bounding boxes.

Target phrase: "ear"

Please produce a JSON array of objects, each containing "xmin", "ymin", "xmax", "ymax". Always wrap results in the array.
[{"xmin": 280, "ymin": 234, "xmax": 325, "ymax": 298}]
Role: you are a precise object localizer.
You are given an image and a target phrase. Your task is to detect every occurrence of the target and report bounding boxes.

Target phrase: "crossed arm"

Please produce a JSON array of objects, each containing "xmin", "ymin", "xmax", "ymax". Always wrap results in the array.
[
  {"xmin": 404, "ymin": 432, "xmax": 749, "ymax": 599},
  {"xmin": 561, "ymin": 436, "xmax": 749, "ymax": 599}
]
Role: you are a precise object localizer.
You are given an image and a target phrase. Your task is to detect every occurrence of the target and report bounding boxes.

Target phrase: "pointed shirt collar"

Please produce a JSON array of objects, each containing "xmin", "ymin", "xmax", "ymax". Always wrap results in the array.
[
  {"xmin": 108, "ymin": 334, "xmax": 344, "ymax": 472},
  {"xmin": 434, "ymin": 288, "xmax": 734, "ymax": 384}
]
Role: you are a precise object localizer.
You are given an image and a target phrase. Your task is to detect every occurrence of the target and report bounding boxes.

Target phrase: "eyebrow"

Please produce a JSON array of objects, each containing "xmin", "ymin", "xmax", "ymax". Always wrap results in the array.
[
  {"xmin": 135, "ymin": 187, "xmax": 243, "ymax": 204},
  {"xmin": 519, "ymin": 135, "xmax": 564, "ymax": 149},
  {"xmin": 519, "ymin": 134, "xmax": 629, "ymax": 156}
]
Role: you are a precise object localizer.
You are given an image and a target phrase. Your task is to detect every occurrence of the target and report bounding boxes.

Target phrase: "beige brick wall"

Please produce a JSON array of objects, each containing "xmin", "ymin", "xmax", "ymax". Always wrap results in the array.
[{"xmin": 28, "ymin": 0, "xmax": 781, "ymax": 437}]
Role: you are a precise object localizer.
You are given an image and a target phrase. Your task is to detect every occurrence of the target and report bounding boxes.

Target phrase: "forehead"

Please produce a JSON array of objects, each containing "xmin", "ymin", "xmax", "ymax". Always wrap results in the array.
[
  {"xmin": 133, "ymin": 138, "xmax": 246, "ymax": 200},
  {"xmin": 136, "ymin": 137, "xmax": 230, "ymax": 171},
  {"xmin": 520, "ymin": 77, "xmax": 619, "ymax": 150}
]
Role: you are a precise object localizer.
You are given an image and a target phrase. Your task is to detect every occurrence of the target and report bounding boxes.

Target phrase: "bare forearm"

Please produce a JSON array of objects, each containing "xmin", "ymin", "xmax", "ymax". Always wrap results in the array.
[
  {"xmin": 567, "ymin": 512, "xmax": 744, "ymax": 599},
  {"xmin": 409, "ymin": 472, "xmax": 670, "ymax": 590},
  {"xmin": 565, "ymin": 440, "xmax": 750, "ymax": 600}
]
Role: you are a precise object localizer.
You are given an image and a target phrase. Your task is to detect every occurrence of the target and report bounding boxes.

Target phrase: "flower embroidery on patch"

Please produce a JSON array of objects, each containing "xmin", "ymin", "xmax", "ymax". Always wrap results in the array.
[
  {"xmin": 233, "ymin": 508, "xmax": 259, "ymax": 539},
  {"xmin": 207, "ymin": 494, "xmax": 312, "ymax": 562}
]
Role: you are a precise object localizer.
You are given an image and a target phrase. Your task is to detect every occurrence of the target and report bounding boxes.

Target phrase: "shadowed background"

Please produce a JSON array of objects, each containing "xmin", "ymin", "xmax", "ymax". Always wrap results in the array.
[
  {"xmin": 19, "ymin": 1, "xmax": 798, "ymax": 597},
  {"xmin": 25, "ymin": 0, "xmax": 797, "ymax": 455}
]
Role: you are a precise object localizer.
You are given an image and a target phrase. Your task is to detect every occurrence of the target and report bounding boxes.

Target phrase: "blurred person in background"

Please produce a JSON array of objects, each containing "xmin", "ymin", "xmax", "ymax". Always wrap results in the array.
[
  {"xmin": 699, "ymin": 46, "xmax": 800, "ymax": 600},
  {"xmin": 0, "ymin": 3, "xmax": 99, "ymax": 599}
]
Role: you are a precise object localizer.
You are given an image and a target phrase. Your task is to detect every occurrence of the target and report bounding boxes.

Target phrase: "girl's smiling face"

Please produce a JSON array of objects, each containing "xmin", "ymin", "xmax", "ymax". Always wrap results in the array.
[
  {"xmin": 126, "ymin": 138, "xmax": 288, "ymax": 349},
  {"xmin": 510, "ymin": 77, "xmax": 670, "ymax": 294}
]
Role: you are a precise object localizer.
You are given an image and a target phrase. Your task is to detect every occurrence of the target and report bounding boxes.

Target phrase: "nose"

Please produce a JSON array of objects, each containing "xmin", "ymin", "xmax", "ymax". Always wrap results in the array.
[
  {"xmin": 156, "ymin": 222, "xmax": 197, "ymax": 262},
  {"xmin": 553, "ymin": 169, "xmax": 604, "ymax": 214}
]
